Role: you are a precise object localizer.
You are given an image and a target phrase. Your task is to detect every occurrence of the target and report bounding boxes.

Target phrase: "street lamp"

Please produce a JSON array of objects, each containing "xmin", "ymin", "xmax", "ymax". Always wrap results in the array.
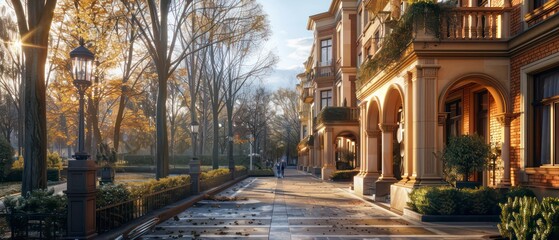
[
  {"xmin": 70, "ymin": 38, "xmax": 94, "ymax": 160},
  {"xmin": 66, "ymin": 38, "xmax": 97, "ymax": 239},
  {"xmin": 190, "ymin": 121, "xmax": 201, "ymax": 194}
]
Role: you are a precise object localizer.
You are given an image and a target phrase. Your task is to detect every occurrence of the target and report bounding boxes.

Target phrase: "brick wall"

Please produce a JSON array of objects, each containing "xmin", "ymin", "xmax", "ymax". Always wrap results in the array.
[{"xmin": 510, "ymin": 36, "xmax": 559, "ymax": 187}]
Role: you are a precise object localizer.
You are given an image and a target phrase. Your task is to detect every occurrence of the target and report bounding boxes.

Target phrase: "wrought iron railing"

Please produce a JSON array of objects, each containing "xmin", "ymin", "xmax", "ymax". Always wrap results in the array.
[
  {"xmin": 96, "ymin": 184, "xmax": 191, "ymax": 233},
  {"xmin": 316, "ymin": 107, "xmax": 359, "ymax": 125},
  {"xmin": 6, "ymin": 213, "xmax": 67, "ymax": 239}
]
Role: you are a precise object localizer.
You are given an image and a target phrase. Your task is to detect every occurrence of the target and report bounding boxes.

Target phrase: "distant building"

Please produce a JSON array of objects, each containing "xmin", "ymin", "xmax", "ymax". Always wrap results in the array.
[{"xmin": 297, "ymin": 0, "xmax": 559, "ymax": 211}]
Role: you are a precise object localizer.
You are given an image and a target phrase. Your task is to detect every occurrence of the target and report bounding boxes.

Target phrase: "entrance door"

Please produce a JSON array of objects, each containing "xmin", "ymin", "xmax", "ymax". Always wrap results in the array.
[{"xmin": 474, "ymin": 90, "xmax": 489, "ymax": 183}]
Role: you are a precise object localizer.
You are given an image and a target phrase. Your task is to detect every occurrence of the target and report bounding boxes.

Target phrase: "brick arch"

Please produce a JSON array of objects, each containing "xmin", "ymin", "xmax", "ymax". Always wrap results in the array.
[{"xmin": 438, "ymin": 73, "xmax": 510, "ymax": 114}]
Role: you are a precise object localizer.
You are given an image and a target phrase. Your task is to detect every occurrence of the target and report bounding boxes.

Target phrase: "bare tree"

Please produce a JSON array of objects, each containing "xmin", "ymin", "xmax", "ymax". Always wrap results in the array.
[{"xmin": 271, "ymin": 88, "xmax": 301, "ymax": 164}]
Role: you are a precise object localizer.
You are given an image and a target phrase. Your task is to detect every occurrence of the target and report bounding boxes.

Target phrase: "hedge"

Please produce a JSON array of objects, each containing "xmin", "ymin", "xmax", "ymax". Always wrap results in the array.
[
  {"xmin": 248, "ymin": 169, "xmax": 274, "ymax": 176},
  {"xmin": 331, "ymin": 170, "xmax": 359, "ymax": 181},
  {"xmin": 408, "ymin": 186, "xmax": 535, "ymax": 215},
  {"xmin": 3, "ymin": 168, "xmax": 60, "ymax": 182},
  {"xmin": 121, "ymin": 155, "xmax": 251, "ymax": 166}
]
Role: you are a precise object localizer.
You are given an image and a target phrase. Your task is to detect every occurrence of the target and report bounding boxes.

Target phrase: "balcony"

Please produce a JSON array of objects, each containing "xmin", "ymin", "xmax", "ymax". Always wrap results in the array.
[
  {"xmin": 314, "ymin": 63, "xmax": 334, "ymax": 79},
  {"xmin": 316, "ymin": 107, "xmax": 359, "ymax": 126},
  {"xmin": 440, "ymin": 7, "xmax": 511, "ymax": 40},
  {"xmin": 302, "ymin": 87, "xmax": 314, "ymax": 103},
  {"xmin": 299, "ymin": 109, "xmax": 309, "ymax": 121}
]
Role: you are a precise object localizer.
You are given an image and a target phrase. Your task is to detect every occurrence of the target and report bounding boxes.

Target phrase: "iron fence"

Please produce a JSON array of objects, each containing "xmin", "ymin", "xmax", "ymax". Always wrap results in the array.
[
  {"xmin": 6, "ymin": 213, "xmax": 67, "ymax": 239},
  {"xmin": 96, "ymin": 183, "xmax": 191, "ymax": 233}
]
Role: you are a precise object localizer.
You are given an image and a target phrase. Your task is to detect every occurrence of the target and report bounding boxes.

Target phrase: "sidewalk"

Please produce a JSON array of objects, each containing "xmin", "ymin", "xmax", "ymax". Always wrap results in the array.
[{"xmin": 143, "ymin": 168, "xmax": 499, "ymax": 239}]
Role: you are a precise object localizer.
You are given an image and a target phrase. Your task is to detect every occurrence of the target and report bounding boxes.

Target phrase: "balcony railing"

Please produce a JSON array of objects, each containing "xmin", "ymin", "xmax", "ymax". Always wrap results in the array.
[
  {"xmin": 302, "ymin": 87, "xmax": 313, "ymax": 103},
  {"xmin": 441, "ymin": 7, "xmax": 510, "ymax": 40},
  {"xmin": 315, "ymin": 65, "xmax": 334, "ymax": 78},
  {"xmin": 316, "ymin": 107, "xmax": 359, "ymax": 125}
]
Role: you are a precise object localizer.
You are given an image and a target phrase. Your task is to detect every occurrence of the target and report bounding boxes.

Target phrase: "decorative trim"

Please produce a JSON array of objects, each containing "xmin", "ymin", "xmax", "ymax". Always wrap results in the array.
[
  {"xmin": 378, "ymin": 123, "xmax": 399, "ymax": 132},
  {"xmin": 495, "ymin": 113, "xmax": 520, "ymax": 127}
]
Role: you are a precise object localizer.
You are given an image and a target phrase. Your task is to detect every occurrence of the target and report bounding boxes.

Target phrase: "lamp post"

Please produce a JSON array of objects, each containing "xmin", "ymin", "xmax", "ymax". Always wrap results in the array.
[
  {"xmin": 249, "ymin": 134, "xmax": 254, "ymax": 170},
  {"xmin": 190, "ymin": 121, "xmax": 201, "ymax": 194},
  {"xmin": 66, "ymin": 38, "xmax": 97, "ymax": 239}
]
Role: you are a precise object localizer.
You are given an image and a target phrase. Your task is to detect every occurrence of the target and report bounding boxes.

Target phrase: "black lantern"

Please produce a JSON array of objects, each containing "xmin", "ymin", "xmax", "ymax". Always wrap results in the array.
[{"xmin": 70, "ymin": 38, "xmax": 94, "ymax": 160}]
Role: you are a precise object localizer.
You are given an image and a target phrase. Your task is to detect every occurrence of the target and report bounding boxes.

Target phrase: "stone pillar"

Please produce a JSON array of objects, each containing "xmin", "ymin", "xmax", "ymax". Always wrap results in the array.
[
  {"xmin": 412, "ymin": 64, "xmax": 442, "ymax": 183},
  {"xmin": 66, "ymin": 160, "xmax": 97, "ymax": 239},
  {"xmin": 355, "ymin": 130, "xmax": 381, "ymax": 196},
  {"xmin": 375, "ymin": 123, "xmax": 398, "ymax": 197},
  {"xmin": 322, "ymin": 128, "xmax": 336, "ymax": 180},
  {"xmin": 497, "ymin": 113, "xmax": 515, "ymax": 187}
]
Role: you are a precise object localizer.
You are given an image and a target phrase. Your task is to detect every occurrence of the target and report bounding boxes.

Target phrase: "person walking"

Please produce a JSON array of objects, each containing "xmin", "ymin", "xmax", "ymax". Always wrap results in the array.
[
  {"xmin": 280, "ymin": 160, "xmax": 286, "ymax": 178},
  {"xmin": 276, "ymin": 162, "xmax": 282, "ymax": 178}
]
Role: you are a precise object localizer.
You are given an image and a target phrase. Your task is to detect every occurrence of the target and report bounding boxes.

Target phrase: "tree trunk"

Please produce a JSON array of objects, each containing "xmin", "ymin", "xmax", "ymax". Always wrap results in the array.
[{"xmin": 17, "ymin": 0, "xmax": 57, "ymax": 195}]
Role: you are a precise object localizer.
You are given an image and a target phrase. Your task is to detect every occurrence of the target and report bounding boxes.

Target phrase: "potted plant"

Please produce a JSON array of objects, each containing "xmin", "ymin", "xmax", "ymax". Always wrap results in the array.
[
  {"xmin": 97, "ymin": 143, "xmax": 117, "ymax": 185},
  {"xmin": 443, "ymin": 134, "xmax": 491, "ymax": 188}
]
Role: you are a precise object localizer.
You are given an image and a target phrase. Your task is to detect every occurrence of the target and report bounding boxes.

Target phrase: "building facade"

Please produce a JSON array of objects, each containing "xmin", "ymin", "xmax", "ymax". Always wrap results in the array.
[{"xmin": 297, "ymin": 0, "xmax": 559, "ymax": 211}]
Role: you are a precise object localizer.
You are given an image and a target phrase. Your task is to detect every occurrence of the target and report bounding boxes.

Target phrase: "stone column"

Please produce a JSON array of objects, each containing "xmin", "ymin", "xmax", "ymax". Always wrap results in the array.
[
  {"xmin": 322, "ymin": 128, "xmax": 336, "ymax": 180},
  {"xmin": 355, "ymin": 130, "xmax": 381, "ymax": 195},
  {"xmin": 412, "ymin": 64, "xmax": 442, "ymax": 183},
  {"xmin": 497, "ymin": 113, "xmax": 516, "ymax": 187},
  {"xmin": 375, "ymin": 123, "xmax": 398, "ymax": 197}
]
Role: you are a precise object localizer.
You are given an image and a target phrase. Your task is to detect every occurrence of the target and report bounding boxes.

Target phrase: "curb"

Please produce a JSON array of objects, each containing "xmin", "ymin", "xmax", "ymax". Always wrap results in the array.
[{"xmin": 97, "ymin": 174, "xmax": 249, "ymax": 239}]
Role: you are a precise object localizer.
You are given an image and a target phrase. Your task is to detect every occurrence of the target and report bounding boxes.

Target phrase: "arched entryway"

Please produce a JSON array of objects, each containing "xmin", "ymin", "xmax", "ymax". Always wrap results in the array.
[
  {"xmin": 438, "ymin": 74, "xmax": 511, "ymax": 186},
  {"xmin": 376, "ymin": 84, "xmax": 405, "ymax": 197},
  {"xmin": 335, "ymin": 132, "xmax": 358, "ymax": 170}
]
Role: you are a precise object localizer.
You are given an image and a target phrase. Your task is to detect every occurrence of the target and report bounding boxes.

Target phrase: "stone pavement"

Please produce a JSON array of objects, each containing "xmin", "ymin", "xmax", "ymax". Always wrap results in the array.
[{"xmin": 143, "ymin": 168, "xmax": 499, "ymax": 239}]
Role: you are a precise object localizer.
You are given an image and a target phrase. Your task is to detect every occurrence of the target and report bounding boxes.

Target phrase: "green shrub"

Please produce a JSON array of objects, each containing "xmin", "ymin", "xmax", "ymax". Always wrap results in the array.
[
  {"xmin": 408, "ymin": 186, "xmax": 508, "ymax": 215},
  {"xmin": 443, "ymin": 135, "xmax": 491, "ymax": 181},
  {"xmin": 330, "ymin": 170, "xmax": 359, "ymax": 181},
  {"xmin": 200, "ymin": 168, "xmax": 230, "ymax": 180},
  {"xmin": 96, "ymin": 184, "xmax": 131, "ymax": 208},
  {"xmin": 498, "ymin": 196, "xmax": 559, "ymax": 240},
  {"xmin": 3, "ymin": 168, "xmax": 59, "ymax": 182},
  {"xmin": 47, "ymin": 152, "xmax": 63, "ymax": 170},
  {"xmin": 129, "ymin": 175, "xmax": 190, "ymax": 199},
  {"xmin": 248, "ymin": 169, "xmax": 274, "ymax": 176},
  {"xmin": 462, "ymin": 187, "xmax": 499, "ymax": 215},
  {"xmin": 4, "ymin": 188, "xmax": 67, "ymax": 214},
  {"xmin": 0, "ymin": 137, "xmax": 14, "ymax": 180},
  {"xmin": 11, "ymin": 155, "xmax": 23, "ymax": 169},
  {"xmin": 503, "ymin": 186, "xmax": 536, "ymax": 201}
]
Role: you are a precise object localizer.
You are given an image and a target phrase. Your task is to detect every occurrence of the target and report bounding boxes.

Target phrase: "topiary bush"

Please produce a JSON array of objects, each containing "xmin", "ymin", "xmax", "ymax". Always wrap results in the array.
[
  {"xmin": 96, "ymin": 184, "xmax": 131, "ymax": 208},
  {"xmin": 461, "ymin": 186, "xmax": 499, "ymax": 215},
  {"xmin": 443, "ymin": 134, "xmax": 491, "ymax": 181},
  {"xmin": 47, "ymin": 151, "xmax": 63, "ymax": 170},
  {"xmin": 330, "ymin": 170, "xmax": 359, "ymax": 181}
]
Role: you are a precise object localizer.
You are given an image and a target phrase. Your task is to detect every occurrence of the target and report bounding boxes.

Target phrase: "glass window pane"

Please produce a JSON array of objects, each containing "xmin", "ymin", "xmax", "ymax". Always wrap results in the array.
[
  {"xmin": 555, "ymin": 103, "xmax": 559, "ymax": 164},
  {"xmin": 541, "ymin": 105, "xmax": 551, "ymax": 164}
]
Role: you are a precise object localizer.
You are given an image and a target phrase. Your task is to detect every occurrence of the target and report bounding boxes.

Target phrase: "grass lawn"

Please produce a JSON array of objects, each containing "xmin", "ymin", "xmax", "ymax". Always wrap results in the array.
[{"xmin": 0, "ymin": 182, "xmax": 20, "ymax": 198}]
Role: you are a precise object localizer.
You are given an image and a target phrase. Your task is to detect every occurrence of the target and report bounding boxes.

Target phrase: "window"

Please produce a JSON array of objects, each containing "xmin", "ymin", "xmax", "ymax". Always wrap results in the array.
[
  {"xmin": 357, "ymin": 52, "xmax": 362, "ymax": 69},
  {"xmin": 303, "ymin": 125, "xmax": 308, "ymax": 137},
  {"xmin": 445, "ymin": 99, "xmax": 462, "ymax": 143},
  {"xmin": 320, "ymin": 90, "xmax": 332, "ymax": 109},
  {"xmin": 475, "ymin": 91, "xmax": 489, "ymax": 140},
  {"xmin": 534, "ymin": 68, "xmax": 559, "ymax": 165},
  {"xmin": 374, "ymin": 30, "xmax": 381, "ymax": 52},
  {"xmin": 337, "ymin": 85, "xmax": 342, "ymax": 106},
  {"xmin": 320, "ymin": 39, "xmax": 332, "ymax": 66},
  {"xmin": 357, "ymin": 10, "xmax": 362, "ymax": 35}
]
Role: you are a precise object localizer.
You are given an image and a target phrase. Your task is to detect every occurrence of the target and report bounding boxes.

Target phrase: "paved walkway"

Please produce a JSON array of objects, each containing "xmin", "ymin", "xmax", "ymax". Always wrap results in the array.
[{"xmin": 144, "ymin": 168, "xmax": 499, "ymax": 239}]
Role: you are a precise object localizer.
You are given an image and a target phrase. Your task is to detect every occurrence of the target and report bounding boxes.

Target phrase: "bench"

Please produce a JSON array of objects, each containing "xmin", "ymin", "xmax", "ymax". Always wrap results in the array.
[{"xmin": 115, "ymin": 217, "xmax": 159, "ymax": 240}]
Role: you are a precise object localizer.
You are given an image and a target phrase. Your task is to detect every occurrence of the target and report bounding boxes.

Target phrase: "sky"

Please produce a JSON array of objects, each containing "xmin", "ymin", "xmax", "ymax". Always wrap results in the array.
[{"xmin": 257, "ymin": 1, "xmax": 329, "ymax": 90}]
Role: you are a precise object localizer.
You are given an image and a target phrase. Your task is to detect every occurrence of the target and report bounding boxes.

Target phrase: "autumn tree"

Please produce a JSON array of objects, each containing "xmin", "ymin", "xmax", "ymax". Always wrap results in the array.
[
  {"xmin": 0, "ymin": 8, "xmax": 20, "ymax": 145},
  {"xmin": 271, "ymin": 88, "xmax": 301, "ymax": 163}
]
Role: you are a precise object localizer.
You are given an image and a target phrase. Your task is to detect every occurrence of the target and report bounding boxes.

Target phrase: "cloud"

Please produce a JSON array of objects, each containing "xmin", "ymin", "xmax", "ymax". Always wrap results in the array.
[
  {"xmin": 260, "ymin": 68, "xmax": 302, "ymax": 91},
  {"xmin": 277, "ymin": 37, "xmax": 313, "ymax": 70}
]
